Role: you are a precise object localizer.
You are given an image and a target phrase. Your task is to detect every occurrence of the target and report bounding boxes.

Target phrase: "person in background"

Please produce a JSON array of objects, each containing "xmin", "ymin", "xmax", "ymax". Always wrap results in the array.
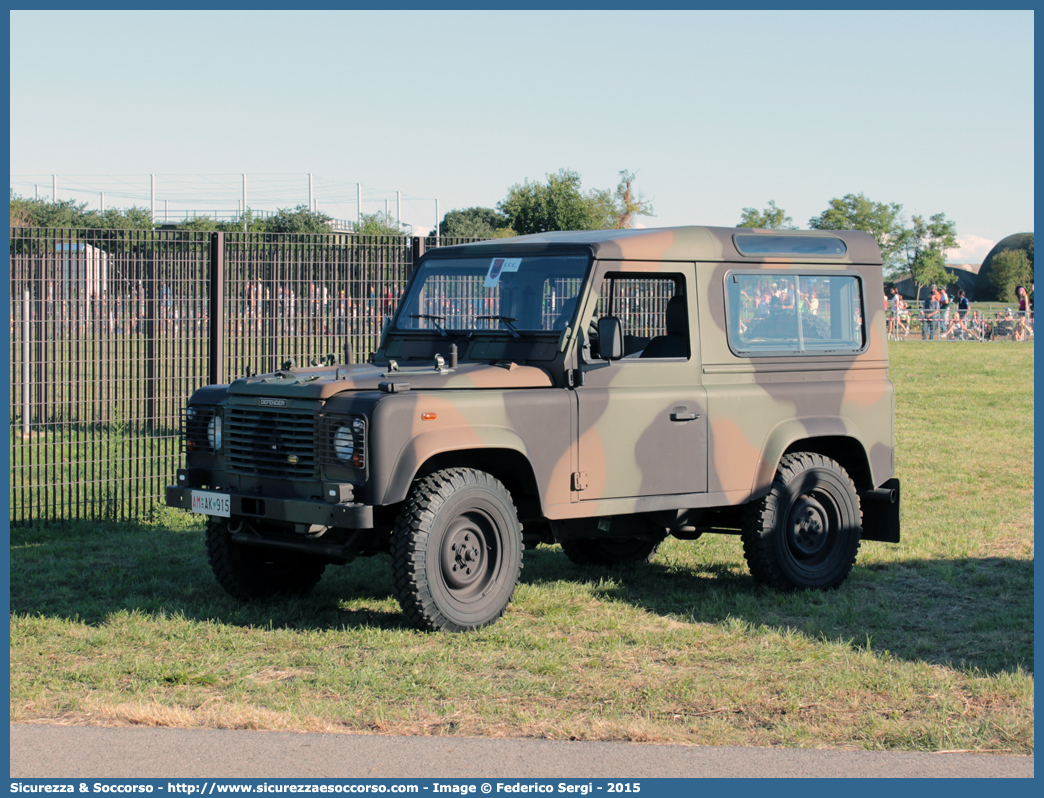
[
  {"xmin": 966, "ymin": 309, "xmax": 983, "ymax": 340},
  {"xmin": 893, "ymin": 288, "xmax": 909, "ymax": 337},
  {"xmin": 956, "ymin": 289, "xmax": 970, "ymax": 320},
  {"xmin": 999, "ymin": 307, "xmax": 1016, "ymax": 339},
  {"xmin": 922, "ymin": 284, "xmax": 940, "ymax": 340},
  {"xmin": 941, "ymin": 311, "xmax": 967, "ymax": 340},
  {"xmin": 895, "ymin": 291, "xmax": 910, "ymax": 337},
  {"xmin": 938, "ymin": 285, "xmax": 950, "ymax": 324},
  {"xmin": 887, "ymin": 287, "xmax": 901, "ymax": 338}
]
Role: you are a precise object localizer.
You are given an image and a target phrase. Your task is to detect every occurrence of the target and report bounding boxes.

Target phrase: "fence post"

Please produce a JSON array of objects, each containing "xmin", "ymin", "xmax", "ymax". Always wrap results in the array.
[
  {"xmin": 209, "ymin": 232, "xmax": 225, "ymax": 385},
  {"xmin": 22, "ymin": 289, "xmax": 30, "ymax": 438},
  {"xmin": 409, "ymin": 236, "xmax": 424, "ymax": 280},
  {"xmin": 146, "ymin": 250, "xmax": 158, "ymax": 425}
]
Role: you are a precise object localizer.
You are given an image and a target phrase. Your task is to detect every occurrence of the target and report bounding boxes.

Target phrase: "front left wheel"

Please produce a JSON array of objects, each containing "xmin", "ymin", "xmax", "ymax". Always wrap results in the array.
[{"xmin": 391, "ymin": 468, "xmax": 523, "ymax": 632}]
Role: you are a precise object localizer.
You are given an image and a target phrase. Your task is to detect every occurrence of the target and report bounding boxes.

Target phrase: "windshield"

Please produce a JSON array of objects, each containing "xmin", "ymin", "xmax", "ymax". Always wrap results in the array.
[{"xmin": 395, "ymin": 255, "xmax": 589, "ymax": 334}]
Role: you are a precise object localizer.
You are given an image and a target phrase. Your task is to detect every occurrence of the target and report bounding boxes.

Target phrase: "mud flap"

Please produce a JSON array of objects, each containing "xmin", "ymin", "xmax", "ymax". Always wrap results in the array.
[{"xmin": 860, "ymin": 478, "xmax": 901, "ymax": 543}]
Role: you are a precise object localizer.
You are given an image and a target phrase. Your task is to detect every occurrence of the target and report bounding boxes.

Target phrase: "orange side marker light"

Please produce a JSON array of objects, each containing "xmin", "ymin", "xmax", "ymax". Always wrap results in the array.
[{"xmin": 421, "ymin": 412, "xmax": 437, "ymax": 421}]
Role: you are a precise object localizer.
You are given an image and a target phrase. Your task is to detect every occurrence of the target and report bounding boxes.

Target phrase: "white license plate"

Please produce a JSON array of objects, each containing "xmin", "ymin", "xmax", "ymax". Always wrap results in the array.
[{"xmin": 190, "ymin": 490, "xmax": 231, "ymax": 518}]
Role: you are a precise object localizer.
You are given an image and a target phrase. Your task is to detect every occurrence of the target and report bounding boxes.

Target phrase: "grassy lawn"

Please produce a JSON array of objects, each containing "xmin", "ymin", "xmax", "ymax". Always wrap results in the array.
[{"xmin": 9, "ymin": 342, "xmax": 1033, "ymax": 752}]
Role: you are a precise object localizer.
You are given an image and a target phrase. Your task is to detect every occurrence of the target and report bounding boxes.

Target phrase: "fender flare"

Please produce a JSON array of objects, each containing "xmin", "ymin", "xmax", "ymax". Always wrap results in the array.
[
  {"xmin": 380, "ymin": 425, "xmax": 534, "ymax": 505},
  {"xmin": 751, "ymin": 416, "xmax": 868, "ymax": 496}
]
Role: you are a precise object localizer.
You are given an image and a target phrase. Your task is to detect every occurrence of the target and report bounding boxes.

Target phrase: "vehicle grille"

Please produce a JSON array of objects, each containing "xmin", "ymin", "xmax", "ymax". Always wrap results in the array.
[{"xmin": 226, "ymin": 405, "xmax": 320, "ymax": 480}]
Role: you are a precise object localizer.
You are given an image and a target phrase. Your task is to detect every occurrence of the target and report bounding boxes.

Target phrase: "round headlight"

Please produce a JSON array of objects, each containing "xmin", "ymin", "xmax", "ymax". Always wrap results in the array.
[
  {"xmin": 207, "ymin": 415, "xmax": 222, "ymax": 450},
  {"xmin": 333, "ymin": 426, "xmax": 355, "ymax": 463}
]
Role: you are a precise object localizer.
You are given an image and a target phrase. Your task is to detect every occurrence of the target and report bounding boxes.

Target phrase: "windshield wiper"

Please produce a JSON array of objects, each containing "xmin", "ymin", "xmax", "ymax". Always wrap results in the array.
[
  {"xmin": 408, "ymin": 314, "xmax": 447, "ymax": 337},
  {"xmin": 476, "ymin": 315, "xmax": 520, "ymax": 338}
]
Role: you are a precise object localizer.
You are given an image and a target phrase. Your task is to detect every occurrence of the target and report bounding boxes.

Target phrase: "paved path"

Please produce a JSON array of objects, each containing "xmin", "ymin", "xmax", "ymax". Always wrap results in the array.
[{"xmin": 9, "ymin": 724, "xmax": 1033, "ymax": 779}]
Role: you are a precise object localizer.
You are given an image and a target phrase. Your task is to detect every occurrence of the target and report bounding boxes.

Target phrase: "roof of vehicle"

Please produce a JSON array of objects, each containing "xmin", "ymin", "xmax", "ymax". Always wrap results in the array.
[{"xmin": 430, "ymin": 226, "xmax": 883, "ymax": 266}]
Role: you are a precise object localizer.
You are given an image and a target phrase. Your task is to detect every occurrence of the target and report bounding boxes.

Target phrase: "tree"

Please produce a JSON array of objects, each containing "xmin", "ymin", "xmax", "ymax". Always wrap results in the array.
[
  {"xmin": 498, "ymin": 168, "xmax": 652, "ymax": 235},
  {"xmin": 907, "ymin": 212, "xmax": 959, "ymax": 257},
  {"xmin": 990, "ymin": 249, "xmax": 1034, "ymax": 303},
  {"xmin": 92, "ymin": 206, "xmax": 155, "ymax": 230},
  {"xmin": 738, "ymin": 200, "xmax": 795, "ymax": 230},
  {"xmin": 255, "ymin": 205, "xmax": 333, "ymax": 234},
  {"xmin": 10, "ymin": 191, "xmax": 38, "ymax": 227},
  {"xmin": 9, "ymin": 194, "xmax": 90, "ymax": 228},
  {"xmin": 174, "ymin": 209, "xmax": 263, "ymax": 233},
  {"xmin": 353, "ymin": 211, "xmax": 406, "ymax": 236},
  {"xmin": 439, "ymin": 207, "xmax": 513, "ymax": 239},
  {"xmin": 8, "ymin": 191, "xmax": 156, "ymax": 229},
  {"xmin": 499, "ymin": 169, "xmax": 597, "ymax": 235},
  {"xmin": 909, "ymin": 249, "xmax": 950, "ymax": 302},
  {"xmin": 903, "ymin": 212, "xmax": 959, "ymax": 301},
  {"xmin": 610, "ymin": 170, "xmax": 655, "ymax": 229},
  {"xmin": 178, "ymin": 215, "xmax": 220, "ymax": 232},
  {"xmin": 808, "ymin": 193, "xmax": 910, "ymax": 273}
]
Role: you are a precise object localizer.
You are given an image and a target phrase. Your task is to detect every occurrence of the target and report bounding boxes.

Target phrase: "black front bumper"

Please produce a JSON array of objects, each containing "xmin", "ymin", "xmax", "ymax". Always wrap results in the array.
[{"xmin": 165, "ymin": 485, "xmax": 374, "ymax": 529}]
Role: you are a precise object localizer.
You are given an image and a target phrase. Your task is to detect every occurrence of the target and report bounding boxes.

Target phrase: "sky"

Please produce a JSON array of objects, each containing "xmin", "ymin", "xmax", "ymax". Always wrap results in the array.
[{"xmin": 9, "ymin": 10, "xmax": 1034, "ymax": 265}]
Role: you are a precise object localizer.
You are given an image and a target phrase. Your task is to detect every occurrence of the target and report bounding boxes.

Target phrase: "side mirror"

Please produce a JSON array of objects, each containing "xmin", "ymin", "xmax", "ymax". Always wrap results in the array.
[{"xmin": 597, "ymin": 316, "xmax": 624, "ymax": 361}]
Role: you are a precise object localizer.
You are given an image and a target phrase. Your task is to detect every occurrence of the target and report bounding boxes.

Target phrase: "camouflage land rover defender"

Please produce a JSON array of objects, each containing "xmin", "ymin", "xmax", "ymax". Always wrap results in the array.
[{"xmin": 167, "ymin": 226, "xmax": 901, "ymax": 631}]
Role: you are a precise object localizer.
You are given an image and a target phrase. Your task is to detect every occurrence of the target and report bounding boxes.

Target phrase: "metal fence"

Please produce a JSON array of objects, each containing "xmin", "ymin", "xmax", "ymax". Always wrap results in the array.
[
  {"xmin": 886, "ymin": 309, "xmax": 1035, "ymax": 342},
  {"xmin": 9, "ymin": 227, "xmax": 479, "ymax": 523}
]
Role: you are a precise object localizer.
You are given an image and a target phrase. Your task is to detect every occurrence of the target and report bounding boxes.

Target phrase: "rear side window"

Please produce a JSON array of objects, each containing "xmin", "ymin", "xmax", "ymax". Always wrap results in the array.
[{"xmin": 727, "ymin": 272, "xmax": 865, "ymax": 356}]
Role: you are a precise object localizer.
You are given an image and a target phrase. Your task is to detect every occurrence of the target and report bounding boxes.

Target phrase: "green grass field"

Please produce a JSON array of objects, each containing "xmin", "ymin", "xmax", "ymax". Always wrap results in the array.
[{"xmin": 9, "ymin": 343, "xmax": 1033, "ymax": 753}]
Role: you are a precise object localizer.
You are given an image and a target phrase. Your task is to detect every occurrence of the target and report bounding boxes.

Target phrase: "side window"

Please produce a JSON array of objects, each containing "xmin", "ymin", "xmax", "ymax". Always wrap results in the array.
[
  {"xmin": 728, "ymin": 272, "xmax": 865, "ymax": 355},
  {"xmin": 593, "ymin": 274, "xmax": 688, "ymax": 359}
]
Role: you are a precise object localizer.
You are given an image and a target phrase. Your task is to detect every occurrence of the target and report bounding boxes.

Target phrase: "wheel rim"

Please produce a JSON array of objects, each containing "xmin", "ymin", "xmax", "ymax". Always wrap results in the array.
[
  {"xmin": 786, "ymin": 495, "xmax": 829, "ymax": 556},
  {"xmin": 438, "ymin": 509, "xmax": 500, "ymax": 600},
  {"xmin": 783, "ymin": 486, "xmax": 841, "ymax": 569}
]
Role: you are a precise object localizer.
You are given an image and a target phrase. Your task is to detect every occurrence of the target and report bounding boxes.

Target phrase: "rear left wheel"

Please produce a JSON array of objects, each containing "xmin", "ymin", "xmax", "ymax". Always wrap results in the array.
[{"xmin": 741, "ymin": 453, "xmax": 861, "ymax": 590}]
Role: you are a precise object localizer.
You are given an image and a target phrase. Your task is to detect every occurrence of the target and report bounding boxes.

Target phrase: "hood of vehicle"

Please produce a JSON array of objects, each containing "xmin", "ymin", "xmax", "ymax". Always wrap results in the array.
[{"xmin": 228, "ymin": 360, "xmax": 554, "ymax": 399}]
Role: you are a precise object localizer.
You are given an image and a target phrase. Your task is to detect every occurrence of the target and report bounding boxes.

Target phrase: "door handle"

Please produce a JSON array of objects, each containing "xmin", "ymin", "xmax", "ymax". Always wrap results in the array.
[{"xmin": 670, "ymin": 411, "xmax": 700, "ymax": 422}]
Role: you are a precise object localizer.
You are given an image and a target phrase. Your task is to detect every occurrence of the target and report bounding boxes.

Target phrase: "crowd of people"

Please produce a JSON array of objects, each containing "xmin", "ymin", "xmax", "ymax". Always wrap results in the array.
[{"xmin": 886, "ymin": 284, "xmax": 1033, "ymax": 342}]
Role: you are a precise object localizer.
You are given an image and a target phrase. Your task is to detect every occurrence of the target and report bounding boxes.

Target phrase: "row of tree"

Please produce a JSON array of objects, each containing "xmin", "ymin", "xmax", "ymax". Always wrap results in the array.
[
  {"xmin": 13, "ymin": 180, "xmax": 1030, "ymax": 301},
  {"xmin": 177, "ymin": 206, "xmax": 404, "ymax": 236},
  {"xmin": 439, "ymin": 169, "xmax": 653, "ymax": 239},
  {"xmin": 739, "ymin": 194, "xmax": 959, "ymax": 299},
  {"xmin": 8, "ymin": 192, "xmax": 374, "ymax": 235},
  {"xmin": 740, "ymin": 195, "xmax": 1033, "ymax": 302}
]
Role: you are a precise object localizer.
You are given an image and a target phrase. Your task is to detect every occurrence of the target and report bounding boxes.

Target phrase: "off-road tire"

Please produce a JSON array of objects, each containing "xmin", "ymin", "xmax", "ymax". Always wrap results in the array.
[
  {"xmin": 206, "ymin": 518, "xmax": 327, "ymax": 600},
  {"xmin": 560, "ymin": 536, "xmax": 663, "ymax": 566},
  {"xmin": 741, "ymin": 453, "xmax": 861, "ymax": 591},
  {"xmin": 391, "ymin": 468, "xmax": 523, "ymax": 632}
]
